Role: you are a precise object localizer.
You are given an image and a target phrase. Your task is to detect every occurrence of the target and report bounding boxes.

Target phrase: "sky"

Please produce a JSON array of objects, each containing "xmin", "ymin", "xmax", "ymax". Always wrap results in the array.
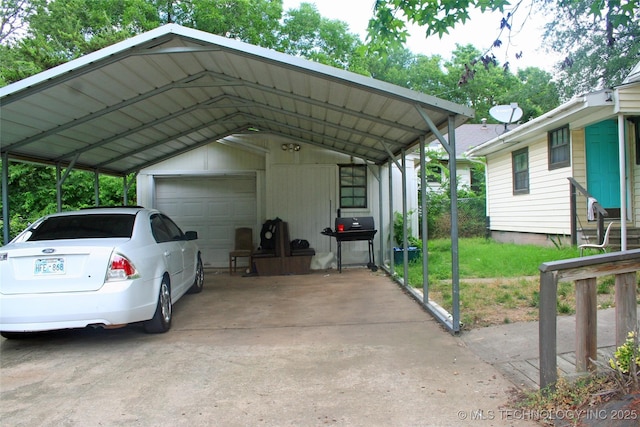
[{"xmin": 281, "ymin": 0, "xmax": 562, "ymax": 72}]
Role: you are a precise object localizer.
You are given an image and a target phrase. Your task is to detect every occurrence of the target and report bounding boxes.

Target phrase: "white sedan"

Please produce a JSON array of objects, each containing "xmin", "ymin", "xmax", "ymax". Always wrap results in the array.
[{"xmin": 0, "ymin": 207, "xmax": 204, "ymax": 338}]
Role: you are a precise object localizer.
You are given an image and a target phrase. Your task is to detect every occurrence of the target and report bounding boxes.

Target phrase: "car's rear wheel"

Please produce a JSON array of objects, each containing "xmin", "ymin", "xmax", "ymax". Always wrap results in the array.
[
  {"xmin": 144, "ymin": 276, "xmax": 172, "ymax": 333},
  {"xmin": 187, "ymin": 254, "xmax": 204, "ymax": 294}
]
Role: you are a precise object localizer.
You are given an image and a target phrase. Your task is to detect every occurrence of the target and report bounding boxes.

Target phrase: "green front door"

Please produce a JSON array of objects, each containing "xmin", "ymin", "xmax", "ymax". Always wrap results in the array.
[{"xmin": 585, "ymin": 120, "xmax": 620, "ymax": 211}]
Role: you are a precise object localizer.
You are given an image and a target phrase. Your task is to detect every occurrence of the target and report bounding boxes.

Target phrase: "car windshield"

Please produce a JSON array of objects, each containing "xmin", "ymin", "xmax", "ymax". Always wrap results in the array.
[{"xmin": 26, "ymin": 214, "xmax": 136, "ymax": 241}]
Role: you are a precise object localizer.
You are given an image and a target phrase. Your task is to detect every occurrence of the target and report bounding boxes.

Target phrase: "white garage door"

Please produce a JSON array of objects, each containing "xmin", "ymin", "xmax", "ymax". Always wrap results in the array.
[{"xmin": 155, "ymin": 176, "xmax": 257, "ymax": 268}]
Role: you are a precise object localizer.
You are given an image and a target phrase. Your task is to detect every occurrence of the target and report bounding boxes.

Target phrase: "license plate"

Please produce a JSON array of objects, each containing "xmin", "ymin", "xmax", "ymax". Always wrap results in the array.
[{"xmin": 34, "ymin": 258, "xmax": 65, "ymax": 275}]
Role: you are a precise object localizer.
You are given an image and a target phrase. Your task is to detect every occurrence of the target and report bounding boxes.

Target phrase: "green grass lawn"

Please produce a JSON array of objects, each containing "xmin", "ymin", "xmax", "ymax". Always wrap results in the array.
[
  {"xmin": 411, "ymin": 237, "xmax": 581, "ymax": 280},
  {"xmin": 395, "ymin": 238, "xmax": 629, "ymax": 328}
]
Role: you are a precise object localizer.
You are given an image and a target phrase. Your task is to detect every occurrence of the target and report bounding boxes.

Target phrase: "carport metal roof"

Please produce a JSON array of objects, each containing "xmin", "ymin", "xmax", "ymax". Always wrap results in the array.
[
  {"xmin": 1, "ymin": 24, "xmax": 473, "ymax": 334},
  {"xmin": 0, "ymin": 24, "xmax": 473, "ymax": 176}
]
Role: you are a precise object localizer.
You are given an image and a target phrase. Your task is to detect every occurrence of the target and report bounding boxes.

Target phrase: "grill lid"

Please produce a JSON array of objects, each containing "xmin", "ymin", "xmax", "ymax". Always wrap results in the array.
[{"xmin": 335, "ymin": 217, "xmax": 375, "ymax": 231}]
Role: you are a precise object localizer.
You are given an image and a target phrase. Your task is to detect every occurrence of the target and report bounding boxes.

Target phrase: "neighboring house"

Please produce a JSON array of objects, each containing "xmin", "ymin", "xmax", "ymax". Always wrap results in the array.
[
  {"xmin": 421, "ymin": 121, "xmax": 512, "ymax": 193},
  {"xmin": 467, "ymin": 61, "xmax": 640, "ymax": 248}
]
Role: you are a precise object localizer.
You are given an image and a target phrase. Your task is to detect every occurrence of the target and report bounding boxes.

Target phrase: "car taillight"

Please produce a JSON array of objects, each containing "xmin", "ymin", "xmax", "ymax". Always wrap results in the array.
[{"xmin": 107, "ymin": 254, "xmax": 139, "ymax": 281}]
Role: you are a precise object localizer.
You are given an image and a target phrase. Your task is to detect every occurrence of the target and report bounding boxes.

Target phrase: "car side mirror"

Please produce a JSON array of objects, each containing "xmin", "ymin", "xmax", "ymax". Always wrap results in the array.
[{"xmin": 185, "ymin": 231, "xmax": 198, "ymax": 240}]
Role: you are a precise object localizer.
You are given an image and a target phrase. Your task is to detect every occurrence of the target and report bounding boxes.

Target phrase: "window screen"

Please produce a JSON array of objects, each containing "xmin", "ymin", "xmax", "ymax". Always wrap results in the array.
[
  {"xmin": 339, "ymin": 164, "xmax": 367, "ymax": 208},
  {"xmin": 548, "ymin": 126, "xmax": 570, "ymax": 169},
  {"xmin": 512, "ymin": 148, "xmax": 530, "ymax": 194}
]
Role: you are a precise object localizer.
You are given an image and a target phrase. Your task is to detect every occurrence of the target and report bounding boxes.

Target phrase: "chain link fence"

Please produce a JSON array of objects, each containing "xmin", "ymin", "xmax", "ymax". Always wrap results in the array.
[{"xmin": 422, "ymin": 196, "xmax": 486, "ymax": 239}]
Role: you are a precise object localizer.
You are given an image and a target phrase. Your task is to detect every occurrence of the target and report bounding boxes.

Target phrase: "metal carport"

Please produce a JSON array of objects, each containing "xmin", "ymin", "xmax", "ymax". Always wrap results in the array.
[{"xmin": 0, "ymin": 24, "xmax": 473, "ymax": 333}]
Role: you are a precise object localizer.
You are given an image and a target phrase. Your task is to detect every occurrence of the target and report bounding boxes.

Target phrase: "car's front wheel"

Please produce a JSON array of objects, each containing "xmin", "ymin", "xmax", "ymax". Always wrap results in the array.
[
  {"xmin": 187, "ymin": 254, "xmax": 204, "ymax": 294},
  {"xmin": 144, "ymin": 277, "xmax": 172, "ymax": 333}
]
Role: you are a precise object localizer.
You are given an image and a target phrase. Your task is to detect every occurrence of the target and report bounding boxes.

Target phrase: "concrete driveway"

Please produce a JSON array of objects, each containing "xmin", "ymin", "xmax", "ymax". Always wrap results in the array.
[{"xmin": 0, "ymin": 268, "xmax": 537, "ymax": 426}]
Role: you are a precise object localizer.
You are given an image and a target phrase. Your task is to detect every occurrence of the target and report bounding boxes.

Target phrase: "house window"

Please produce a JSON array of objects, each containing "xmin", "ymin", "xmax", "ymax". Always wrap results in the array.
[
  {"xmin": 512, "ymin": 148, "xmax": 529, "ymax": 194},
  {"xmin": 632, "ymin": 118, "xmax": 640, "ymax": 165},
  {"xmin": 339, "ymin": 164, "xmax": 367, "ymax": 208},
  {"xmin": 548, "ymin": 126, "xmax": 570, "ymax": 169},
  {"xmin": 426, "ymin": 164, "xmax": 443, "ymax": 183},
  {"xmin": 470, "ymin": 164, "xmax": 484, "ymax": 194}
]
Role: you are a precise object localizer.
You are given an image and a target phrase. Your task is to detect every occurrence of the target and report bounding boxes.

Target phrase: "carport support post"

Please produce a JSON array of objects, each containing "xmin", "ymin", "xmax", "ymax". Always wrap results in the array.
[
  {"xmin": 618, "ymin": 113, "xmax": 627, "ymax": 251},
  {"xmin": 94, "ymin": 171, "xmax": 100, "ymax": 206},
  {"xmin": 378, "ymin": 164, "xmax": 385, "ymax": 272},
  {"xmin": 575, "ymin": 277, "xmax": 597, "ymax": 373},
  {"xmin": 56, "ymin": 165, "xmax": 62, "ymax": 212},
  {"xmin": 2, "ymin": 152, "xmax": 9, "ymax": 244},
  {"xmin": 56, "ymin": 154, "xmax": 79, "ymax": 212},
  {"xmin": 448, "ymin": 116, "xmax": 460, "ymax": 333},
  {"xmin": 388, "ymin": 159, "xmax": 394, "ymax": 275},
  {"xmin": 420, "ymin": 136, "xmax": 429, "ymax": 303},
  {"xmin": 123, "ymin": 174, "xmax": 132, "ymax": 206},
  {"xmin": 615, "ymin": 272, "xmax": 638, "ymax": 347},
  {"xmin": 416, "ymin": 108, "xmax": 461, "ymax": 333},
  {"xmin": 401, "ymin": 149, "xmax": 409, "ymax": 282},
  {"xmin": 539, "ymin": 270, "xmax": 558, "ymax": 392}
]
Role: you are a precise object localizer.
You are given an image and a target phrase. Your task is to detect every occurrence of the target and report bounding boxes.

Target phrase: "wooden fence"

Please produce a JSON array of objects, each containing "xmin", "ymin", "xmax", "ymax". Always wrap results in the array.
[{"xmin": 538, "ymin": 249, "xmax": 640, "ymax": 391}]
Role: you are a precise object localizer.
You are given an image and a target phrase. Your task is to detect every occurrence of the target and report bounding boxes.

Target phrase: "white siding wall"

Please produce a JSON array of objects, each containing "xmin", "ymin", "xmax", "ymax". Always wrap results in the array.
[
  {"xmin": 632, "ymin": 123, "xmax": 640, "ymax": 226},
  {"xmin": 617, "ymin": 84, "xmax": 640, "ymax": 113},
  {"xmin": 264, "ymin": 137, "xmax": 394, "ymax": 266},
  {"xmin": 457, "ymin": 164, "xmax": 473, "ymax": 189},
  {"xmin": 268, "ymin": 163, "xmax": 336, "ymax": 253},
  {"xmin": 617, "ymin": 83, "xmax": 640, "ymax": 226},
  {"xmin": 487, "ymin": 138, "xmax": 573, "ymax": 235},
  {"xmin": 137, "ymin": 139, "xmax": 266, "ymax": 209},
  {"xmin": 137, "ymin": 134, "xmax": 420, "ymax": 268}
]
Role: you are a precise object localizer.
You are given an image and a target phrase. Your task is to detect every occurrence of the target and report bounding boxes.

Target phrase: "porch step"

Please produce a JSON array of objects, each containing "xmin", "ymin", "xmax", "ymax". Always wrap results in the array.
[{"xmin": 579, "ymin": 225, "xmax": 640, "ymax": 250}]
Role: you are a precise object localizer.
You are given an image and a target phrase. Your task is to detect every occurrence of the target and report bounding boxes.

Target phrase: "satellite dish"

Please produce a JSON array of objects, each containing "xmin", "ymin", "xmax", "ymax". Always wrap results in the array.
[{"xmin": 489, "ymin": 103, "xmax": 523, "ymax": 133}]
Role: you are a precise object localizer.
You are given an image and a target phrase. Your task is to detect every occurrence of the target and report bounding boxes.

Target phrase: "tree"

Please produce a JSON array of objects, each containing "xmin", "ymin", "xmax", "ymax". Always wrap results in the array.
[
  {"xmin": 277, "ymin": 2, "xmax": 368, "ymax": 73},
  {"xmin": 366, "ymin": 45, "xmax": 422, "ymax": 85},
  {"xmin": 369, "ymin": 0, "xmax": 639, "ymax": 98},
  {"xmin": 0, "ymin": 160, "xmax": 137, "ymax": 243},
  {"xmin": 542, "ymin": 0, "xmax": 640, "ymax": 98},
  {"xmin": 440, "ymin": 45, "xmax": 513, "ymax": 117},
  {"xmin": 161, "ymin": 0, "xmax": 283, "ymax": 48},
  {"xmin": 0, "ymin": 0, "xmax": 371, "ymax": 84},
  {"xmin": 433, "ymin": 44, "xmax": 559, "ymax": 123},
  {"xmin": 0, "ymin": 0, "xmax": 286, "ymax": 84},
  {"xmin": 356, "ymin": 42, "xmax": 559, "ymax": 124},
  {"xmin": 368, "ymin": 0, "xmax": 510, "ymax": 50},
  {"xmin": 369, "ymin": 0, "xmax": 638, "ymax": 50},
  {"xmin": 1, "ymin": 0, "xmax": 160, "ymax": 83},
  {"xmin": 506, "ymin": 67, "xmax": 560, "ymax": 120},
  {"xmin": 0, "ymin": 0, "xmax": 45, "ymax": 45}
]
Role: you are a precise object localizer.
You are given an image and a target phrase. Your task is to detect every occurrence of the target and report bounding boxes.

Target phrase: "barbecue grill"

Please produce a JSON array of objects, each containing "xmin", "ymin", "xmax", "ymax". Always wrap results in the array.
[{"xmin": 321, "ymin": 217, "xmax": 377, "ymax": 273}]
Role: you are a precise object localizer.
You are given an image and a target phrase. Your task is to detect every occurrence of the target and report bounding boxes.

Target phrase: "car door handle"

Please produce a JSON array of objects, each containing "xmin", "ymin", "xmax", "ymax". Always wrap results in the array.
[{"xmin": 164, "ymin": 251, "xmax": 171, "ymax": 257}]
